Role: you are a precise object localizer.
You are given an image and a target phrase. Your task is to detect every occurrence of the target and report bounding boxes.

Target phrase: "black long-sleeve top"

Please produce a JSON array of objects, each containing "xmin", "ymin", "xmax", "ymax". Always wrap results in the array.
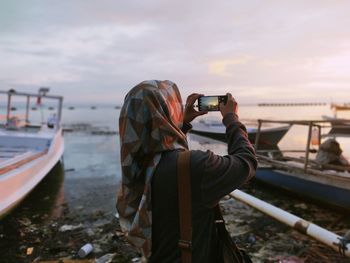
[{"xmin": 150, "ymin": 113, "xmax": 257, "ymax": 263}]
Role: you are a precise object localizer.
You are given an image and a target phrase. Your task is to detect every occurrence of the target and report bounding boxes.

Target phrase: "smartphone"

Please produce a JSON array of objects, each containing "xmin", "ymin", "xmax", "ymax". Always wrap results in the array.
[{"xmin": 198, "ymin": 95, "xmax": 228, "ymax": 111}]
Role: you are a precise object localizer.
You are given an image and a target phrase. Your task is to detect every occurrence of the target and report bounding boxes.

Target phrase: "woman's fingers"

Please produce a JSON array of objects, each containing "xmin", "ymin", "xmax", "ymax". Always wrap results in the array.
[{"xmin": 186, "ymin": 93, "xmax": 203, "ymax": 107}]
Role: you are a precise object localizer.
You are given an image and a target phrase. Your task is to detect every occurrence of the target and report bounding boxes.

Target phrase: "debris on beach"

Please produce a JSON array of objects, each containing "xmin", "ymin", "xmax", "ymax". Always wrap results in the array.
[
  {"xmin": 59, "ymin": 224, "xmax": 84, "ymax": 232},
  {"xmin": 0, "ymin": 207, "xmax": 139, "ymax": 262},
  {"xmin": 220, "ymin": 194, "xmax": 350, "ymax": 263},
  {"xmin": 95, "ymin": 253, "xmax": 116, "ymax": 263}
]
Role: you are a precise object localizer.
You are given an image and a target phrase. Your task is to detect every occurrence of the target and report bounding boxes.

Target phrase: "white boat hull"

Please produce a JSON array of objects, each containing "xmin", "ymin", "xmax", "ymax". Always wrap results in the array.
[{"xmin": 0, "ymin": 130, "xmax": 64, "ymax": 218}]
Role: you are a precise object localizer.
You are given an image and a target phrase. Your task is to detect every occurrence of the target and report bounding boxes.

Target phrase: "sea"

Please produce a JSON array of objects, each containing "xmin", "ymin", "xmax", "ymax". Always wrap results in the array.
[
  {"xmin": 1, "ymin": 103, "xmax": 350, "ymax": 212},
  {"xmin": 1, "ymin": 103, "xmax": 350, "ymax": 262}
]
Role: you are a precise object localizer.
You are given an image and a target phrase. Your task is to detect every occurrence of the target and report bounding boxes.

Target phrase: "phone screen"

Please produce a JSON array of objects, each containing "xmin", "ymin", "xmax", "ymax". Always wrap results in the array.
[{"xmin": 198, "ymin": 95, "xmax": 227, "ymax": 111}]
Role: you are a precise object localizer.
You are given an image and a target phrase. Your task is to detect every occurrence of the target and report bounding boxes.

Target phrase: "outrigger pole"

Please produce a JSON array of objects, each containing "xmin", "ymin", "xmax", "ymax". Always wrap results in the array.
[{"xmin": 229, "ymin": 190, "xmax": 350, "ymax": 258}]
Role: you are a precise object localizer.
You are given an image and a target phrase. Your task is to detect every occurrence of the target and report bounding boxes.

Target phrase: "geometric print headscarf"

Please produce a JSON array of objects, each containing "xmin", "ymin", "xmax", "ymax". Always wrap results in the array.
[{"xmin": 117, "ymin": 80, "xmax": 188, "ymax": 258}]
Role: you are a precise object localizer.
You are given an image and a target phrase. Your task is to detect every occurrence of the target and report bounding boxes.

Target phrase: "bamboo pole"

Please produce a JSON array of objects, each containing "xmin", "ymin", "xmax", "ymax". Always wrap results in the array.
[
  {"xmin": 229, "ymin": 190, "xmax": 350, "ymax": 257},
  {"xmin": 304, "ymin": 122, "xmax": 313, "ymax": 172},
  {"xmin": 25, "ymin": 96, "xmax": 30, "ymax": 124},
  {"xmin": 57, "ymin": 97, "xmax": 63, "ymax": 127},
  {"xmin": 6, "ymin": 93, "xmax": 11, "ymax": 125},
  {"xmin": 0, "ymin": 90, "xmax": 62, "ymax": 100},
  {"xmin": 254, "ymin": 120, "xmax": 262, "ymax": 150}
]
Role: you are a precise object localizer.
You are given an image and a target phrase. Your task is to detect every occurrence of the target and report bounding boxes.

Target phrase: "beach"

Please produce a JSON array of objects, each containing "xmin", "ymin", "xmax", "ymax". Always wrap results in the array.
[{"xmin": 0, "ymin": 105, "xmax": 350, "ymax": 262}]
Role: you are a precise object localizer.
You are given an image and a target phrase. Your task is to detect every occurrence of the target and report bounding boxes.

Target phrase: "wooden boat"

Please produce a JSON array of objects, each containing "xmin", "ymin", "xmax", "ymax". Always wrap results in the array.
[
  {"xmin": 0, "ymin": 89, "xmax": 64, "ymax": 218},
  {"xmin": 191, "ymin": 121, "xmax": 290, "ymax": 148},
  {"xmin": 254, "ymin": 119, "xmax": 350, "ymax": 211}
]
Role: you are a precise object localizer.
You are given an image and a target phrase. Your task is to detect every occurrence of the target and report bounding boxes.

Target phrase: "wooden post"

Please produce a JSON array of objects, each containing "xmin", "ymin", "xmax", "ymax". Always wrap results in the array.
[
  {"xmin": 304, "ymin": 122, "xmax": 313, "ymax": 172},
  {"xmin": 317, "ymin": 125, "xmax": 321, "ymax": 146},
  {"xmin": 25, "ymin": 96, "xmax": 30, "ymax": 124},
  {"xmin": 57, "ymin": 97, "xmax": 63, "ymax": 128},
  {"xmin": 254, "ymin": 119, "xmax": 262, "ymax": 151}
]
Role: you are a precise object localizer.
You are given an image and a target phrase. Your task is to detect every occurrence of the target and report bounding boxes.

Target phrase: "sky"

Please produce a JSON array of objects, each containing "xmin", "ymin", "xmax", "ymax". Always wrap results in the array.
[{"xmin": 0, "ymin": 0, "xmax": 350, "ymax": 104}]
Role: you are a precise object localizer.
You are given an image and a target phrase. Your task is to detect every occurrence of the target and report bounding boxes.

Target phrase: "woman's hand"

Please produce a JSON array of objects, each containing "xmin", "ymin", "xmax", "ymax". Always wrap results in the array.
[
  {"xmin": 219, "ymin": 93, "xmax": 238, "ymax": 118},
  {"xmin": 183, "ymin": 93, "xmax": 208, "ymax": 124}
]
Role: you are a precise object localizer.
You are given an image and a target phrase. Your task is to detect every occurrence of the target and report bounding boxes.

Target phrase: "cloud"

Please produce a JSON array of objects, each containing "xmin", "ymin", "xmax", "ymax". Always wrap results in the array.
[
  {"xmin": 208, "ymin": 56, "xmax": 253, "ymax": 76},
  {"xmin": 1, "ymin": 0, "xmax": 350, "ymax": 104}
]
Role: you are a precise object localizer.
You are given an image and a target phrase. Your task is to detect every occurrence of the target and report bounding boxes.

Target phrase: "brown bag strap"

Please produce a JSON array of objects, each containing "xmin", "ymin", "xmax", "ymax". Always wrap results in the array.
[{"xmin": 177, "ymin": 150, "xmax": 192, "ymax": 263}]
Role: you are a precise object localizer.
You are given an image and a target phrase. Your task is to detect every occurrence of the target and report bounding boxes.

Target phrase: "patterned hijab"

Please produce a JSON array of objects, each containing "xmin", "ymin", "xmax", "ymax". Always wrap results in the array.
[{"xmin": 117, "ymin": 80, "xmax": 188, "ymax": 257}]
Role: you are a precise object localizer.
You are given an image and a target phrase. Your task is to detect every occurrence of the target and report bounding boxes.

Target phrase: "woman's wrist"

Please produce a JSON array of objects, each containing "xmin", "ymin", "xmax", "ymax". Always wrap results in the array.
[
  {"xmin": 181, "ymin": 121, "xmax": 193, "ymax": 133},
  {"xmin": 222, "ymin": 113, "xmax": 239, "ymax": 127}
]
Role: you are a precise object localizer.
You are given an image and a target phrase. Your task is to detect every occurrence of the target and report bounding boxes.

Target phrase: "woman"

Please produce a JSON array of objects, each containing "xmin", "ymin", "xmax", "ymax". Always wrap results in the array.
[{"xmin": 117, "ymin": 80, "xmax": 257, "ymax": 262}]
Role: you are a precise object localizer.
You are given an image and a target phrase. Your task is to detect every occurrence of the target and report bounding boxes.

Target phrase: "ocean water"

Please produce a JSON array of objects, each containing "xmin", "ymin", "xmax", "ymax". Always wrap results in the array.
[
  {"xmin": 1, "ymin": 102, "xmax": 350, "ymax": 184},
  {"xmin": 2, "ymin": 103, "xmax": 350, "ymax": 209},
  {"xmin": 2, "ymin": 103, "xmax": 350, "ymax": 176},
  {"xmin": 58, "ymin": 103, "xmax": 350, "ymax": 159},
  {"xmin": 3, "ymin": 103, "xmax": 347, "ymax": 179}
]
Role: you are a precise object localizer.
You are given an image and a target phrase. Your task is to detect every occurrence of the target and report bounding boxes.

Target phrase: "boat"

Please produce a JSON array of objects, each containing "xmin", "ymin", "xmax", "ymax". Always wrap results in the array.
[
  {"xmin": 254, "ymin": 119, "xmax": 350, "ymax": 211},
  {"xmin": 0, "ymin": 89, "xmax": 64, "ymax": 218},
  {"xmin": 190, "ymin": 120, "xmax": 290, "ymax": 148},
  {"xmin": 331, "ymin": 103, "xmax": 350, "ymax": 111},
  {"xmin": 322, "ymin": 115, "xmax": 350, "ymax": 136}
]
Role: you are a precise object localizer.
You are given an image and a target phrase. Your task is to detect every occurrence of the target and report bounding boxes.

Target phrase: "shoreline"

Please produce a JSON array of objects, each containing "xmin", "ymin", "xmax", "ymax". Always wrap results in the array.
[{"xmin": 1, "ymin": 173, "xmax": 350, "ymax": 262}]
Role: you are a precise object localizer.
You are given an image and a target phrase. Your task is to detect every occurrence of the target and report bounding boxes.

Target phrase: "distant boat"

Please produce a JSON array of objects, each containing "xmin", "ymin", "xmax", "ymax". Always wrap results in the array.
[
  {"xmin": 31, "ymin": 107, "xmax": 37, "ymax": 111},
  {"xmin": 68, "ymin": 106, "xmax": 75, "ymax": 110},
  {"xmin": 10, "ymin": 107, "xmax": 17, "ymax": 111},
  {"xmin": 190, "ymin": 120, "xmax": 290, "ymax": 147},
  {"xmin": 0, "ymin": 89, "xmax": 64, "ymax": 218},
  {"xmin": 48, "ymin": 106, "xmax": 55, "ymax": 110},
  {"xmin": 91, "ymin": 106, "xmax": 96, "ymax": 110},
  {"xmin": 115, "ymin": 106, "xmax": 121, "ymax": 109},
  {"xmin": 331, "ymin": 103, "xmax": 350, "ymax": 111}
]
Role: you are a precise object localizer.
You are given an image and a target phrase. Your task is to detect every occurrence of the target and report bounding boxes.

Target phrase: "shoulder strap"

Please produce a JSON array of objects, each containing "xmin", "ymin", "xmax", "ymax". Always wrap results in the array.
[{"xmin": 177, "ymin": 150, "xmax": 192, "ymax": 263}]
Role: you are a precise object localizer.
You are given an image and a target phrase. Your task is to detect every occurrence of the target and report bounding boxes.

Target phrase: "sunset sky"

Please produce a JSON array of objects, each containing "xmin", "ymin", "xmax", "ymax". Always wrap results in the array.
[{"xmin": 1, "ymin": 1, "xmax": 350, "ymax": 104}]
